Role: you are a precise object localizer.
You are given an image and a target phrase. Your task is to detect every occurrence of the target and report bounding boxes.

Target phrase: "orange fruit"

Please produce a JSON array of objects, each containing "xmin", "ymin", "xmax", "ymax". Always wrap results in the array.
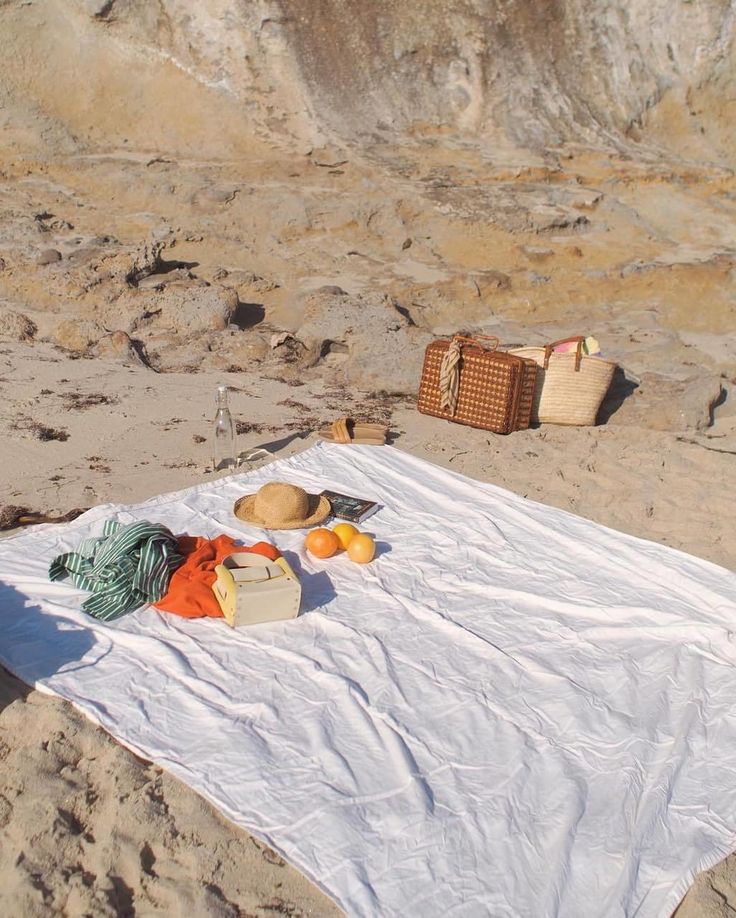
[
  {"xmin": 332, "ymin": 522, "xmax": 359, "ymax": 551},
  {"xmin": 347, "ymin": 533, "xmax": 375, "ymax": 564},
  {"xmin": 305, "ymin": 528, "xmax": 340, "ymax": 559}
]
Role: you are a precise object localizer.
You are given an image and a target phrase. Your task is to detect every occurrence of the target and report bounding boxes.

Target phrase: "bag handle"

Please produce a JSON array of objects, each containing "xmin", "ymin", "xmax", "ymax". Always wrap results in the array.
[
  {"xmin": 543, "ymin": 336, "xmax": 585, "ymax": 371},
  {"xmin": 452, "ymin": 334, "xmax": 499, "ymax": 351}
]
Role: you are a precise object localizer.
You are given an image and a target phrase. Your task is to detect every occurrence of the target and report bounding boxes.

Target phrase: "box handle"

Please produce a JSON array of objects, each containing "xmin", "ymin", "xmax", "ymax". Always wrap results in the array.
[{"xmin": 453, "ymin": 334, "xmax": 499, "ymax": 351}]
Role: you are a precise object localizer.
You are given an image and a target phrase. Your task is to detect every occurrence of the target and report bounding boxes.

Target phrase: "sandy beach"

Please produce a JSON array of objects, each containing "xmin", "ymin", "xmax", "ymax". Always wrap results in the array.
[
  {"xmin": 1, "ymin": 337, "xmax": 734, "ymax": 915},
  {"xmin": 1, "ymin": 0, "xmax": 735, "ymax": 914}
]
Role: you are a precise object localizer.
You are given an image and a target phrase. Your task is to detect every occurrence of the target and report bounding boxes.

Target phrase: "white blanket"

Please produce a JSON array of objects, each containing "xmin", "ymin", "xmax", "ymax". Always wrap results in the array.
[{"xmin": 1, "ymin": 442, "xmax": 735, "ymax": 917}]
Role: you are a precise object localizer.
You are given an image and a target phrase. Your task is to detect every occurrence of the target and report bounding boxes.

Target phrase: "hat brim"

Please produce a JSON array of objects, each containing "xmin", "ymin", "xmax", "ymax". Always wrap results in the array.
[{"xmin": 233, "ymin": 492, "xmax": 332, "ymax": 530}]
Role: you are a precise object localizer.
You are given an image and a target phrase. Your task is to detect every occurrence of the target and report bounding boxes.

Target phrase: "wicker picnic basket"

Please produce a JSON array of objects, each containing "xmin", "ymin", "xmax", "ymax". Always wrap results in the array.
[
  {"xmin": 510, "ymin": 336, "xmax": 617, "ymax": 426},
  {"xmin": 417, "ymin": 334, "xmax": 539, "ymax": 435}
]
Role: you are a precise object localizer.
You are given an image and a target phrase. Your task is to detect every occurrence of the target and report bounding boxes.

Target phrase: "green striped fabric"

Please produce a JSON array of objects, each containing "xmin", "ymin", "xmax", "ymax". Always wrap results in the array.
[{"xmin": 49, "ymin": 519, "xmax": 183, "ymax": 621}]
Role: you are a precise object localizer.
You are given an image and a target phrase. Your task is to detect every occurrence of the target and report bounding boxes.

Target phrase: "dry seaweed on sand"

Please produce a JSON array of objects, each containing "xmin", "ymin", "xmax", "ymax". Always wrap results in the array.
[
  {"xmin": 62, "ymin": 392, "xmax": 118, "ymax": 410},
  {"xmin": 236, "ymin": 421, "xmax": 267, "ymax": 435},
  {"xmin": 11, "ymin": 417, "xmax": 70, "ymax": 441},
  {"xmin": 0, "ymin": 505, "xmax": 88, "ymax": 531}
]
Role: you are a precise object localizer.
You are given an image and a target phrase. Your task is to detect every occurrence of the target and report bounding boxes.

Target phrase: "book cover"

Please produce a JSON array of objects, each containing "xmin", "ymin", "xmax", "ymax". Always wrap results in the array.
[{"xmin": 320, "ymin": 489, "xmax": 380, "ymax": 525}]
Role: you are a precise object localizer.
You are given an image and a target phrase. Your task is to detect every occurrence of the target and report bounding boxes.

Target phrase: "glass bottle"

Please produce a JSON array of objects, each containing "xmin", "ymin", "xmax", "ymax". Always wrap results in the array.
[{"xmin": 213, "ymin": 385, "xmax": 236, "ymax": 472}]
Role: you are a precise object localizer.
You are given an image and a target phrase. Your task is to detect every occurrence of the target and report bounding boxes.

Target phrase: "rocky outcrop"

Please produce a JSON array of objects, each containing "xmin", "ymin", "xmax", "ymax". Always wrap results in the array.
[
  {"xmin": 130, "ymin": 285, "xmax": 238, "ymax": 337},
  {"xmin": 0, "ymin": 308, "xmax": 37, "ymax": 342},
  {"xmin": 285, "ymin": 0, "xmax": 735, "ymax": 162},
  {"xmin": 0, "ymin": 0, "xmax": 734, "ymax": 164},
  {"xmin": 297, "ymin": 290, "xmax": 433, "ymax": 394},
  {"xmin": 53, "ymin": 319, "xmax": 106, "ymax": 353},
  {"xmin": 36, "ymin": 249, "xmax": 62, "ymax": 266},
  {"xmin": 605, "ymin": 372, "xmax": 725, "ymax": 432}
]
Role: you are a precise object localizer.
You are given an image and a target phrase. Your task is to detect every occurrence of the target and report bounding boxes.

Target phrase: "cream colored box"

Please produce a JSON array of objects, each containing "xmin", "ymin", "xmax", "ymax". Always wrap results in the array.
[{"xmin": 212, "ymin": 553, "xmax": 301, "ymax": 627}]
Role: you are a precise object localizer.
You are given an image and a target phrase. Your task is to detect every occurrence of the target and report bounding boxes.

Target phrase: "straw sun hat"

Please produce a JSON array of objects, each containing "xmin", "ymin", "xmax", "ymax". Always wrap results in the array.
[{"xmin": 233, "ymin": 481, "xmax": 331, "ymax": 530}]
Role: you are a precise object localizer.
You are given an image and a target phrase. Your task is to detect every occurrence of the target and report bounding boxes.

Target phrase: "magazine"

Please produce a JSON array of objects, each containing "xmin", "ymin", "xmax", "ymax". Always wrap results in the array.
[{"xmin": 320, "ymin": 489, "xmax": 380, "ymax": 525}]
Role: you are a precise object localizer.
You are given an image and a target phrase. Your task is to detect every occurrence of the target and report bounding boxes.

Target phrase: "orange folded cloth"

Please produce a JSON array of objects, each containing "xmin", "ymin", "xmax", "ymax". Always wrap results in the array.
[{"xmin": 154, "ymin": 535, "xmax": 281, "ymax": 619}]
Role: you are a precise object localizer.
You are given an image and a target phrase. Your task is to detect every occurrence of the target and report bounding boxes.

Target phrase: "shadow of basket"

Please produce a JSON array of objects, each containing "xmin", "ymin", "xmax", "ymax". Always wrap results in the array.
[{"xmin": 597, "ymin": 366, "xmax": 640, "ymax": 424}]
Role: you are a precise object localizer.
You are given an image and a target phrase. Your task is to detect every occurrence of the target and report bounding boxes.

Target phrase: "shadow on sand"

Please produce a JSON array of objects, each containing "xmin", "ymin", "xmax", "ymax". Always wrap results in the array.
[
  {"xmin": 0, "ymin": 665, "xmax": 29, "ymax": 713},
  {"xmin": 597, "ymin": 366, "xmax": 640, "ymax": 424},
  {"xmin": 0, "ymin": 581, "xmax": 97, "ymax": 715}
]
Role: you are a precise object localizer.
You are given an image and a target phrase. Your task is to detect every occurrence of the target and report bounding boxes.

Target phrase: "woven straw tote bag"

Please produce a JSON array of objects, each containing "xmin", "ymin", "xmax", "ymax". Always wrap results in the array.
[{"xmin": 510, "ymin": 336, "xmax": 616, "ymax": 426}]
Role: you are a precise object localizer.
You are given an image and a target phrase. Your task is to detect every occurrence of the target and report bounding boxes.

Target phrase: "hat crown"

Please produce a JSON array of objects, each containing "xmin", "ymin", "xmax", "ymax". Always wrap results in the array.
[{"xmin": 254, "ymin": 482, "xmax": 309, "ymax": 525}]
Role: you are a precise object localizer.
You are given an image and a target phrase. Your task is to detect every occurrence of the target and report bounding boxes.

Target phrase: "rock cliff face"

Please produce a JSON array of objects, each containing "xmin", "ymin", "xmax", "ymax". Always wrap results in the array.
[
  {"xmin": 0, "ymin": 0, "xmax": 734, "ymax": 163},
  {"xmin": 1, "ymin": 0, "xmax": 735, "ymax": 397},
  {"xmin": 278, "ymin": 0, "xmax": 736, "ymax": 159}
]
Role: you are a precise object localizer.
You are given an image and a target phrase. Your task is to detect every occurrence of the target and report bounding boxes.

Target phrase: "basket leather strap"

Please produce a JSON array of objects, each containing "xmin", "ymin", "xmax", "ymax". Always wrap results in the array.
[
  {"xmin": 543, "ymin": 336, "xmax": 585, "ymax": 372},
  {"xmin": 438, "ymin": 335, "xmax": 501, "ymax": 416},
  {"xmin": 439, "ymin": 338, "xmax": 462, "ymax": 415}
]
